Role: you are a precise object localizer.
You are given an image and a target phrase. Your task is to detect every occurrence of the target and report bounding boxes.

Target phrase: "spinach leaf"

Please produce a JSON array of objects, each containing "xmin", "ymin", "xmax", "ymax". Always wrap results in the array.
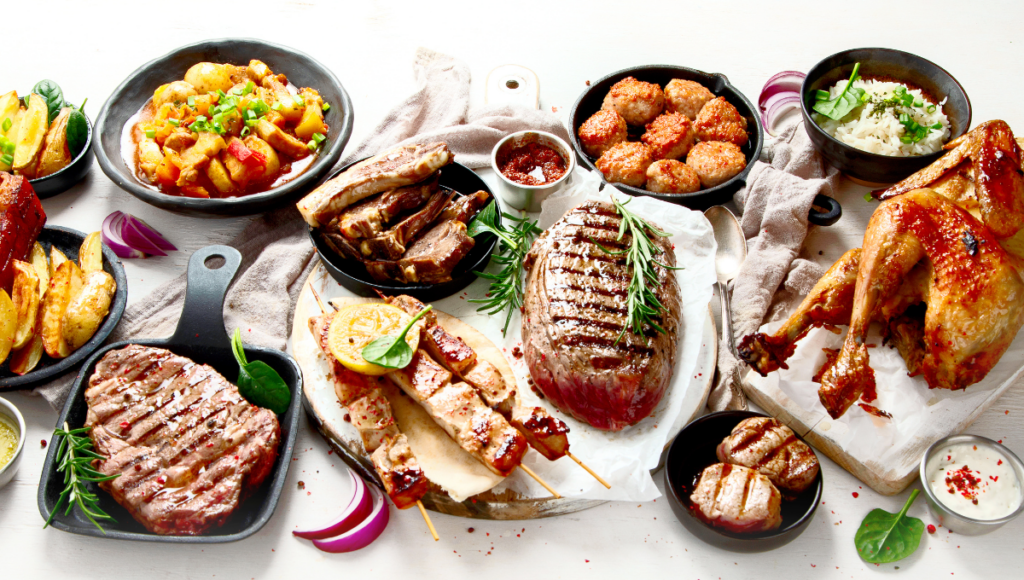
[
  {"xmin": 230, "ymin": 328, "xmax": 291, "ymax": 415},
  {"xmin": 467, "ymin": 201, "xmax": 499, "ymax": 238},
  {"xmin": 813, "ymin": 63, "xmax": 867, "ymax": 121},
  {"xmin": 361, "ymin": 305, "xmax": 433, "ymax": 369},
  {"xmin": 854, "ymin": 489, "xmax": 925, "ymax": 563},
  {"xmin": 32, "ymin": 79, "xmax": 65, "ymax": 123},
  {"xmin": 66, "ymin": 98, "xmax": 89, "ymax": 158}
]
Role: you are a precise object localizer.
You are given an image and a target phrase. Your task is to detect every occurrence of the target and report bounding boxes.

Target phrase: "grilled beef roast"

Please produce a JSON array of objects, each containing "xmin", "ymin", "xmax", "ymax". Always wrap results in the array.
[
  {"xmin": 84, "ymin": 345, "xmax": 281, "ymax": 535},
  {"xmin": 522, "ymin": 201, "xmax": 681, "ymax": 431}
]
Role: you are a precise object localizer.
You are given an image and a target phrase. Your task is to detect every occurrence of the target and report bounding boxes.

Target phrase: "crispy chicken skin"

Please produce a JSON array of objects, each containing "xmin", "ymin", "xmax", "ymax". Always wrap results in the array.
[
  {"xmin": 717, "ymin": 418, "xmax": 819, "ymax": 496},
  {"xmin": 694, "ymin": 97, "xmax": 749, "ymax": 146},
  {"xmin": 664, "ymin": 79, "xmax": 715, "ymax": 120},
  {"xmin": 601, "ymin": 77, "xmax": 665, "ymax": 126},
  {"xmin": 596, "ymin": 142, "xmax": 654, "ymax": 188},
  {"xmin": 641, "ymin": 112, "xmax": 696, "ymax": 160},
  {"xmin": 686, "ymin": 141, "xmax": 746, "ymax": 188},
  {"xmin": 690, "ymin": 463, "xmax": 782, "ymax": 533},
  {"xmin": 646, "ymin": 159, "xmax": 701, "ymax": 194},
  {"xmin": 578, "ymin": 109, "xmax": 628, "ymax": 157}
]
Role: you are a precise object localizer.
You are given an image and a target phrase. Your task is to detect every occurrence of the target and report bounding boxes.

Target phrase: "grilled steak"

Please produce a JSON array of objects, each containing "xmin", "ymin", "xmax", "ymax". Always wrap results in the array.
[
  {"xmin": 522, "ymin": 201, "xmax": 681, "ymax": 431},
  {"xmin": 716, "ymin": 417, "xmax": 819, "ymax": 496},
  {"xmin": 84, "ymin": 345, "xmax": 281, "ymax": 535},
  {"xmin": 690, "ymin": 463, "xmax": 782, "ymax": 533}
]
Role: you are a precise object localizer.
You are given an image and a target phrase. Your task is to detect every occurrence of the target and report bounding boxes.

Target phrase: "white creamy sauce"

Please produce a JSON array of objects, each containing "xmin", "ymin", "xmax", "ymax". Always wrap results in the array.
[{"xmin": 926, "ymin": 443, "xmax": 1022, "ymax": 520}]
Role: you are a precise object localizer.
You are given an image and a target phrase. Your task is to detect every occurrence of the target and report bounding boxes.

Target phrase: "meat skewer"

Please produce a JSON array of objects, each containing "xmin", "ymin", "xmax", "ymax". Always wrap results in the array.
[
  {"xmin": 386, "ymin": 294, "xmax": 610, "ymax": 489},
  {"xmin": 308, "ymin": 289, "xmax": 438, "ymax": 541}
]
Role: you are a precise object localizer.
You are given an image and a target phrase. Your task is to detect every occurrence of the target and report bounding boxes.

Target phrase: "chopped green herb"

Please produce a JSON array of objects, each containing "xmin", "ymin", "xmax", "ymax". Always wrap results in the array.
[
  {"xmin": 311, "ymin": 132, "xmax": 326, "ymax": 144},
  {"xmin": 271, "ymin": 102, "xmax": 282, "ymax": 111},
  {"xmin": 187, "ymin": 96, "xmax": 196, "ymax": 107},
  {"xmin": 927, "ymin": 104, "xmax": 937, "ymax": 113},
  {"xmin": 168, "ymin": 118, "xmax": 180, "ymax": 126},
  {"xmin": 294, "ymin": 95, "xmax": 305, "ymax": 108},
  {"xmin": 241, "ymin": 126, "xmax": 251, "ymax": 137},
  {"xmin": 1, "ymin": 153, "xmax": 12, "ymax": 166},
  {"xmin": 248, "ymin": 99, "xmax": 270, "ymax": 116},
  {"xmin": 2, "ymin": 118, "xmax": 12, "ymax": 132},
  {"xmin": 322, "ymin": 102, "xmax": 331, "ymax": 112},
  {"xmin": 864, "ymin": 192, "xmax": 874, "ymax": 202},
  {"xmin": 145, "ymin": 129, "xmax": 156, "ymax": 139},
  {"xmin": 242, "ymin": 81, "xmax": 255, "ymax": 96}
]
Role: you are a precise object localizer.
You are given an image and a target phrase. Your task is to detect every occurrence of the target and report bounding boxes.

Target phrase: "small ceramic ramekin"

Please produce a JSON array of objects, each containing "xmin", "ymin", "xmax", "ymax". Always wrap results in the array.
[
  {"xmin": 0, "ymin": 396, "xmax": 27, "ymax": 489},
  {"xmin": 491, "ymin": 130, "xmax": 574, "ymax": 212},
  {"xmin": 920, "ymin": 434, "xmax": 1024, "ymax": 535}
]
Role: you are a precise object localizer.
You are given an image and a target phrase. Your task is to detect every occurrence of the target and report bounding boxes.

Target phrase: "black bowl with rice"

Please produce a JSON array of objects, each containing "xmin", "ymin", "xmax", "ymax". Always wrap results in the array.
[{"xmin": 801, "ymin": 48, "xmax": 971, "ymax": 185}]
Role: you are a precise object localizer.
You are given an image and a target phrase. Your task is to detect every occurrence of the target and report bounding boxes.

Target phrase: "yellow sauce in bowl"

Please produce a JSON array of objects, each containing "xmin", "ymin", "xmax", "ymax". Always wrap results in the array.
[{"xmin": 0, "ymin": 417, "xmax": 18, "ymax": 469}]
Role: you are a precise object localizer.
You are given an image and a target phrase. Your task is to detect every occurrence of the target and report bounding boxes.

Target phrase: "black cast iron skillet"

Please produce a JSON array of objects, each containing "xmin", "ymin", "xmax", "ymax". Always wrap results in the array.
[
  {"xmin": 37, "ymin": 245, "xmax": 303, "ymax": 542},
  {"xmin": 570, "ymin": 65, "xmax": 841, "ymax": 227},
  {"xmin": 0, "ymin": 226, "xmax": 127, "ymax": 390},
  {"xmin": 309, "ymin": 160, "xmax": 500, "ymax": 302}
]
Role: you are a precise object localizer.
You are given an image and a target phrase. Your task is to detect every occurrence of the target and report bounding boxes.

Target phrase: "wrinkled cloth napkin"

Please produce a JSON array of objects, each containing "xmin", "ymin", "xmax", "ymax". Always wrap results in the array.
[
  {"xmin": 36, "ymin": 47, "xmax": 570, "ymax": 409},
  {"xmin": 707, "ymin": 120, "xmax": 840, "ymax": 411}
]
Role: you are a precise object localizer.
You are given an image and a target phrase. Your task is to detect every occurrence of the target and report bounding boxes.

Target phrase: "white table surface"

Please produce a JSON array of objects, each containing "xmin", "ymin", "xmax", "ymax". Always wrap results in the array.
[{"xmin": 3, "ymin": 0, "xmax": 1024, "ymax": 577}]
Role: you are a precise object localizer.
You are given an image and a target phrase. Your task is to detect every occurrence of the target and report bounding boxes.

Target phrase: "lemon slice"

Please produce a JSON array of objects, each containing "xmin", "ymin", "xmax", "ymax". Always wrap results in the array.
[{"xmin": 327, "ymin": 303, "xmax": 424, "ymax": 376}]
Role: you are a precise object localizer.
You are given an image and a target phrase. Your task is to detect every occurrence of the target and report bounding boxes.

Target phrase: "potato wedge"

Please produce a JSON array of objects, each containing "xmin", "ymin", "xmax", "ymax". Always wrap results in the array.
[
  {"xmin": 13, "ymin": 93, "xmax": 49, "ymax": 174},
  {"xmin": 50, "ymin": 247, "xmax": 68, "ymax": 275},
  {"xmin": 0, "ymin": 90, "xmax": 18, "ymax": 137},
  {"xmin": 35, "ymin": 107, "xmax": 73, "ymax": 178},
  {"xmin": 62, "ymin": 270, "xmax": 115, "ymax": 351},
  {"xmin": 0, "ymin": 289, "xmax": 14, "ymax": 365},
  {"xmin": 30, "ymin": 242, "xmax": 49, "ymax": 297},
  {"xmin": 11, "ymin": 261, "xmax": 40, "ymax": 349},
  {"xmin": 79, "ymin": 231, "xmax": 104, "ymax": 272},
  {"xmin": 10, "ymin": 301, "xmax": 44, "ymax": 375},
  {"xmin": 41, "ymin": 260, "xmax": 83, "ymax": 359}
]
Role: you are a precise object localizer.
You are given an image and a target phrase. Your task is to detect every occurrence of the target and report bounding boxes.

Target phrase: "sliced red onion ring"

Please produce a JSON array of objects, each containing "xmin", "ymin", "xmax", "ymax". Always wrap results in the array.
[
  {"xmin": 131, "ymin": 216, "xmax": 178, "ymax": 252},
  {"xmin": 292, "ymin": 469, "xmax": 374, "ymax": 540},
  {"xmin": 758, "ymin": 71, "xmax": 807, "ymax": 110},
  {"xmin": 101, "ymin": 211, "xmax": 177, "ymax": 258},
  {"xmin": 101, "ymin": 212, "xmax": 145, "ymax": 259},
  {"xmin": 311, "ymin": 484, "xmax": 390, "ymax": 553},
  {"xmin": 763, "ymin": 95, "xmax": 802, "ymax": 137}
]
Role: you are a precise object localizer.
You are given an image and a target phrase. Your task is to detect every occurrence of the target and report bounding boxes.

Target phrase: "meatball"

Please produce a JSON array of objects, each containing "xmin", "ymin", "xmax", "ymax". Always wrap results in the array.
[
  {"xmin": 664, "ymin": 79, "xmax": 715, "ymax": 120},
  {"xmin": 694, "ymin": 97, "xmax": 749, "ymax": 146},
  {"xmin": 646, "ymin": 160, "xmax": 700, "ymax": 194},
  {"xmin": 686, "ymin": 141, "xmax": 747, "ymax": 188},
  {"xmin": 578, "ymin": 109, "xmax": 628, "ymax": 157},
  {"xmin": 641, "ymin": 113, "xmax": 696, "ymax": 160},
  {"xmin": 601, "ymin": 76, "xmax": 664, "ymax": 126},
  {"xmin": 596, "ymin": 142, "xmax": 653, "ymax": 188}
]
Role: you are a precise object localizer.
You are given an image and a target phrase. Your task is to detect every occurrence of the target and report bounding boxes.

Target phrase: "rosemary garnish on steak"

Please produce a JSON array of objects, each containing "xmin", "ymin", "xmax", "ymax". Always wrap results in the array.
[
  {"xmin": 593, "ymin": 196, "xmax": 680, "ymax": 344},
  {"xmin": 44, "ymin": 422, "xmax": 119, "ymax": 533},
  {"xmin": 467, "ymin": 202, "xmax": 542, "ymax": 335}
]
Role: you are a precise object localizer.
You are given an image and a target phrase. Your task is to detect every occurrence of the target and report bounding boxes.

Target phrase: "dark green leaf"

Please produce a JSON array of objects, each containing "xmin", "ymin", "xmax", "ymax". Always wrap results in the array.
[
  {"xmin": 231, "ymin": 328, "xmax": 291, "ymax": 415},
  {"xmin": 361, "ymin": 305, "xmax": 433, "ymax": 369},
  {"xmin": 66, "ymin": 108, "xmax": 88, "ymax": 158},
  {"xmin": 812, "ymin": 63, "xmax": 865, "ymax": 121},
  {"xmin": 467, "ymin": 201, "xmax": 498, "ymax": 238},
  {"xmin": 854, "ymin": 489, "xmax": 925, "ymax": 563},
  {"xmin": 32, "ymin": 79, "xmax": 65, "ymax": 123}
]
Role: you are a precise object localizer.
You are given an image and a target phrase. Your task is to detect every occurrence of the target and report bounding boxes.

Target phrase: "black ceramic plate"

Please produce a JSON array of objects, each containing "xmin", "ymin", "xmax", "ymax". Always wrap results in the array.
[
  {"xmin": 37, "ymin": 246, "xmax": 303, "ymax": 542},
  {"xmin": 29, "ymin": 113, "xmax": 94, "ymax": 199},
  {"xmin": 801, "ymin": 48, "xmax": 972, "ymax": 184},
  {"xmin": 569, "ymin": 65, "xmax": 764, "ymax": 210},
  {"xmin": 309, "ymin": 160, "xmax": 500, "ymax": 302},
  {"xmin": 94, "ymin": 38, "xmax": 353, "ymax": 217},
  {"xmin": 664, "ymin": 410, "xmax": 823, "ymax": 552},
  {"xmin": 0, "ymin": 226, "xmax": 127, "ymax": 390}
]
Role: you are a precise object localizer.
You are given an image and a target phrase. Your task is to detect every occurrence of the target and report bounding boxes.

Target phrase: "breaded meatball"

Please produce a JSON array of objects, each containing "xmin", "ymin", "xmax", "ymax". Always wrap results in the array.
[
  {"xmin": 641, "ymin": 113, "xmax": 696, "ymax": 160},
  {"xmin": 596, "ymin": 142, "xmax": 654, "ymax": 188},
  {"xmin": 601, "ymin": 77, "xmax": 665, "ymax": 126},
  {"xmin": 694, "ymin": 97, "xmax": 749, "ymax": 146},
  {"xmin": 664, "ymin": 79, "xmax": 715, "ymax": 120},
  {"xmin": 686, "ymin": 141, "xmax": 747, "ymax": 188},
  {"xmin": 578, "ymin": 109, "xmax": 628, "ymax": 157},
  {"xmin": 646, "ymin": 160, "xmax": 701, "ymax": 194}
]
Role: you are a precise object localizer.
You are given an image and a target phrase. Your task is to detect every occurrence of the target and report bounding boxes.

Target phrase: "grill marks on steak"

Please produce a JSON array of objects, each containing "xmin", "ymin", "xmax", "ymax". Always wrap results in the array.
[
  {"xmin": 522, "ymin": 201, "xmax": 681, "ymax": 431},
  {"xmin": 84, "ymin": 345, "xmax": 281, "ymax": 535}
]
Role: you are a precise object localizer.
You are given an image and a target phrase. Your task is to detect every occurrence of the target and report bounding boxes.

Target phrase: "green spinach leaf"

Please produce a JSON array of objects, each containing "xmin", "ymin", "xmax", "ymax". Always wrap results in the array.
[
  {"xmin": 66, "ymin": 98, "xmax": 89, "ymax": 158},
  {"xmin": 854, "ymin": 489, "xmax": 925, "ymax": 563},
  {"xmin": 32, "ymin": 79, "xmax": 66, "ymax": 123},
  {"xmin": 813, "ymin": 63, "xmax": 867, "ymax": 121},
  {"xmin": 361, "ymin": 305, "xmax": 433, "ymax": 369},
  {"xmin": 230, "ymin": 328, "xmax": 291, "ymax": 415}
]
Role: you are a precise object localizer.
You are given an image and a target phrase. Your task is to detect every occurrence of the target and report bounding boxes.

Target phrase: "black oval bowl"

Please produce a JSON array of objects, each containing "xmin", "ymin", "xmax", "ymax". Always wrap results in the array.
[
  {"xmin": 94, "ymin": 38, "xmax": 353, "ymax": 217},
  {"xmin": 0, "ymin": 226, "xmax": 127, "ymax": 390},
  {"xmin": 801, "ymin": 48, "xmax": 972, "ymax": 185},
  {"xmin": 309, "ymin": 160, "xmax": 500, "ymax": 302},
  {"xmin": 664, "ymin": 410, "xmax": 823, "ymax": 553},
  {"xmin": 29, "ymin": 113, "xmax": 94, "ymax": 198},
  {"xmin": 569, "ymin": 65, "xmax": 764, "ymax": 210}
]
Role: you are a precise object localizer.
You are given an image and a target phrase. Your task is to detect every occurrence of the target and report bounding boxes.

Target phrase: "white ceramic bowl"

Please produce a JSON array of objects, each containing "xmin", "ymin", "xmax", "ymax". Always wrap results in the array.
[
  {"xmin": 491, "ymin": 130, "xmax": 575, "ymax": 212},
  {"xmin": 0, "ymin": 396, "xmax": 26, "ymax": 489}
]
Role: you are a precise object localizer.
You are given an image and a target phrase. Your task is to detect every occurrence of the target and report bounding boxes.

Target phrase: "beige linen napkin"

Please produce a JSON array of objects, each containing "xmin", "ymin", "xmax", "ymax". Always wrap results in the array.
[
  {"xmin": 708, "ymin": 121, "xmax": 840, "ymax": 411},
  {"xmin": 35, "ymin": 47, "xmax": 569, "ymax": 409}
]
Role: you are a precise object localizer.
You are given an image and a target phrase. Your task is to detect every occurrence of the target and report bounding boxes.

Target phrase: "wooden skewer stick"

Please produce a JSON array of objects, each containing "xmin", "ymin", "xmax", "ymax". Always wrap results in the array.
[
  {"xmin": 310, "ymin": 286, "xmax": 330, "ymax": 314},
  {"xmin": 519, "ymin": 464, "xmax": 561, "ymax": 499},
  {"xmin": 566, "ymin": 452, "xmax": 611, "ymax": 489},
  {"xmin": 417, "ymin": 500, "xmax": 440, "ymax": 541}
]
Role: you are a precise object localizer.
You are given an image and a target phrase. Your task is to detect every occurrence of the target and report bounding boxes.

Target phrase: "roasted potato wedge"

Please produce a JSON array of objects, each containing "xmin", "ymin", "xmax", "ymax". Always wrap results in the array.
[
  {"xmin": 13, "ymin": 93, "xmax": 49, "ymax": 174},
  {"xmin": 41, "ymin": 260, "xmax": 84, "ymax": 359},
  {"xmin": 9, "ymin": 301, "xmax": 44, "ymax": 375},
  {"xmin": 79, "ymin": 231, "xmax": 104, "ymax": 273},
  {"xmin": 61, "ymin": 270, "xmax": 115, "ymax": 351},
  {"xmin": 0, "ymin": 90, "xmax": 18, "ymax": 137},
  {"xmin": 0, "ymin": 289, "xmax": 15, "ymax": 365},
  {"xmin": 50, "ymin": 247, "xmax": 68, "ymax": 275},
  {"xmin": 30, "ymin": 242, "xmax": 49, "ymax": 297},
  {"xmin": 11, "ymin": 260, "xmax": 40, "ymax": 349},
  {"xmin": 35, "ymin": 107, "xmax": 73, "ymax": 178}
]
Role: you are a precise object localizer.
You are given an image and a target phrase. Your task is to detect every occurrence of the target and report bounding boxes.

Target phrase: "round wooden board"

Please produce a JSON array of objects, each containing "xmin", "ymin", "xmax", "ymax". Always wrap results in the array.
[{"xmin": 290, "ymin": 262, "xmax": 717, "ymax": 519}]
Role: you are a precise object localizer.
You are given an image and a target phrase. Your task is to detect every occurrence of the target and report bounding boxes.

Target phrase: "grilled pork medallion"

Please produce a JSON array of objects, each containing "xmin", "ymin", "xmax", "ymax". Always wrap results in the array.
[
  {"xmin": 522, "ymin": 201, "xmax": 681, "ymax": 431},
  {"xmin": 84, "ymin": 345, "xmax": 281, "ymax": 535},
  {"xmin": 690, "ymin": 463, "xmax": 783, "ymax": 533},
  {"xmin": 716, "ymin": 417, "xmax": 819, "ymax": 496}
]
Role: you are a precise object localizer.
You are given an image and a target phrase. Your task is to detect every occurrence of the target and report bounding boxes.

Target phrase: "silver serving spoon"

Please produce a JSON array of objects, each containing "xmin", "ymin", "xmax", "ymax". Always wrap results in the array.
[{"xmin": 704, "ymin": 206, "xmax": 747, "ymax": 356}]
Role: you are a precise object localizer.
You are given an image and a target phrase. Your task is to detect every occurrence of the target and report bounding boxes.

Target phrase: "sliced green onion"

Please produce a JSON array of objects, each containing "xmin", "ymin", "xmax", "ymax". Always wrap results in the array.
[
  {"xmin": 3, "ymin": 142, "xmax": 13, "ymax": 155},
  {"xmin": 932, "ymin": 122, "xmax": 943, "ymax": 130},
  {"xmin": 187, "ymin": 96, "xmax": 196, "ymax": 107},
  {"xmin": 1, "ymin": 153, "xmax": 12, "ymax": 166},
  {"xmin": 216, "ymin": 89, "xmax": 227, "ymax": 99},
  {"xmin": 927, "ymin": 104, "xmax": 937, "ymax": 113},
  {"xmin": 307, "ymin": 140, "xmax": 317, "ymax": 151},
  {"xmin": 145, "ymin": 129, "xmax": 156, "ymax": 138},
  {"xmin": 311, "ymin": 132, "xmax": 326, "ymax": 144},
  {"xmin": 914, "ymin": 99, "xmax": 923, "ymax": 107},
  {"xmin": 240, "ymin": 126, "xmax": 251, "ymax": 137},
  {"xmin": 271, "ymin": 102, "xmax": 282, "ymax": 111},
  {"xmin": 242, "ymin": 81, "xmax": 254, "ymax": 96},
  {"xmin": 245, "ymin": 119, "xmax": 258, "ymax": 128},
  {"xmin": 245, "ymin": 109, "xmax": 256, "ymax": 120},
  {"xmin": 249, "ymin": 99, "xmax": 270, "ymax": 116},
  {"xmin": 294, "ymin": 95, "xmax": 305, "ymax": 107},
  {"xmin": 322, "ymin": 102, "xmax": 330, "ymax": 112},
  {"xmin": 815, "ymin": 90, "xmax": 829, "ymax": 100},
  {"xmin": 864, "ymin": 192, "xmax": 874, "ymax": 202},
  {"xmin": 2, "ymin": 118, "xmax": 11, "ymax": 132},
  {"xmin": 168, "ymin": 118, "xmax": 180, "ymax": 126}
]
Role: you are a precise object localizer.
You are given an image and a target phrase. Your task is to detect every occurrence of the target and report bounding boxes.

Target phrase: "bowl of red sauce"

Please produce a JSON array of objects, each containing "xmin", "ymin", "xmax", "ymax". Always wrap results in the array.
[{"xmin": 491, "ymin": 130, "xmax": 574, "ymax": 212}]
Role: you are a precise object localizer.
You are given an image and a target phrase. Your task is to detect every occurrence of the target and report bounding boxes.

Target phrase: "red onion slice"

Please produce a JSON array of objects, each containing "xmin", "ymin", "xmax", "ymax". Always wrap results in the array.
[
  {"xmin": 101, "ymin": 211, "xmax": 177, "ymax": 259},
  {"xmin": 763, "ymin": 95, "xmax": 802, "ymax": 137},
  {"xmin": 758, "ymin": 71, "xmax": 807, "ymax": 110},
  {"xmin": 131, "ymin": 216, "xmax": 178, "ymax": 252},
  {"xmin": 101, "ymin": 212, "xmax": 145, "ymax": 259},
  {"xmin": 121, "ymin": 218, "xmax": 168, "ymax": 257},
  {"xmin": 311, "ymin": 484, "xmax": 390, "ymax": 553},
  {"xmin": 292, "ymin": 470, "xmax": 374, "ymax": 540}
]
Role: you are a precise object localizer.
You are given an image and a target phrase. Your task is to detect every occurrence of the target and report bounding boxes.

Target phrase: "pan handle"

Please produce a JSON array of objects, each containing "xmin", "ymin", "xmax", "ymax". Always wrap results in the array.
[{"xmin": 169, "ymin": 245, "xmax": 243, "ymax": 349}]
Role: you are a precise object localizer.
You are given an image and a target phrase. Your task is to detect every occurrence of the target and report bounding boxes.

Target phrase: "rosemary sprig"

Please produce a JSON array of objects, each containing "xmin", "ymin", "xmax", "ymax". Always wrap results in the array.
[
  {"xmin": 593, "ymin": 196, "xmax": 681, "ymax": 344},
  {"xmin": 467, "ymin": 202, "xmax": 542, "ymax": 335},
  {"xmin": 44, "ymin": 422, "xmax": 120, "ymax": 533}
]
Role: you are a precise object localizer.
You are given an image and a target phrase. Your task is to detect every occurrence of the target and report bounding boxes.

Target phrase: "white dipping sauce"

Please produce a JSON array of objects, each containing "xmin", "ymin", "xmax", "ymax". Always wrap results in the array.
[{"xmin": 926, "ymin": 443, "xmax": 1022, "ymax": 520}]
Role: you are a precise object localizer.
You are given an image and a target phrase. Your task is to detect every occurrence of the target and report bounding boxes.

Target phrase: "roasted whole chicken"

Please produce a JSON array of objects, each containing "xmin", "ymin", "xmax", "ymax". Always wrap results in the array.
[{"xmin": 740, "ymin": 120, "xmax": 1024, "ymax": 419}]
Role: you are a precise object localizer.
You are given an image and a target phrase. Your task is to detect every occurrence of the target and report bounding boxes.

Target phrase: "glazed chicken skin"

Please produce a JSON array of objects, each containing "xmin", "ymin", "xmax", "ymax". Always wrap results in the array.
[{"xmin": 716, "ymin": 417, "xmax": 819, "ymax": 496}]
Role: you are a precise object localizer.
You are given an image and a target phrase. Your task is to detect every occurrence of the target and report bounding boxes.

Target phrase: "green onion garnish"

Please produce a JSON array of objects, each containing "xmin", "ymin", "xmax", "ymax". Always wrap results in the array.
[
  {"xmin": 932, "ymin": 122, "xmax": 942, "ymax": 130},
  {"xmin": 241, "ymin": 126, "xmax": 251, "ymax": 137},
  {"xmin": 187, "ymin": 96, "xmax": 196, "ymax": 107},
  {"xmin": 311, "ymin": 132, "xmax": 326, "ymax": 144},
  {"xmin": 216, "ymin": 89, "xmax": 227, "ymax": 99},
  {"xmin": 294, "ymin": 95, "xmax": 305, "ymax": 108},
  {"xmin": 271, "ymin": 102, "xmax": 282, "ymax": 111},
  {"xmin": 307, "ymin": 140, "xmax": 317, "ymax": 151},
  {"xmin": 2, "ymin": 118, "xmax": 11, "ymax": 132},
  {"xmin": 245, "ymin": 119, "xmax": 258, "ymax": 128},
  {"xmin": 145, "ymin": 129, "xmax": 156, "ymax": 139},
  {"xmin": 1, "ymin": 153, "xmax": 12, "ymax": 166},
  {"xmin": 322, "ymin": 102, "xmax": 330, "ymax": 112},
  {"xmin": 242, "ymin": 81, "xmax": 254, "ymax": 96},
  {"xmin": 168, "ymin": 118, "xmax": 180, "ymax": 126},
  {"xmin": 927, "ymin": 104, "xmax": 936, "ymax": 113},
  {"xmin": 864, "ymin": 192, "xmax": 874, "ymax": 202},
  {"xmin": 249, "ymin": 99, "xmax": 270, "ymax": 116},
  {"xmin": 815, "ymin": 90, "xmax": 829, "ymax": 100}
]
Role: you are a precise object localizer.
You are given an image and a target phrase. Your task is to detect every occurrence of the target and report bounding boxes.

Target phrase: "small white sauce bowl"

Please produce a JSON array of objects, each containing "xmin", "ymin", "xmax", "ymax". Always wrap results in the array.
[
  {"xmin": 0, "ymin": 396, "xmax": 27, "ymax": 490},
  {"xmin": 919, "ymin": 434, "xmax": 1024, "ymax": 535},
  {"xmin": 491, "ymin": 130, "xmax": 575, "ymax": 212}
]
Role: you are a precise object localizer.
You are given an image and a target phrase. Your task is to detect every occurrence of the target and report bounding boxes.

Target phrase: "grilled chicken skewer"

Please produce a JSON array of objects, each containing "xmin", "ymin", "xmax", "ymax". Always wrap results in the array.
[{"xmin": 387, "ymin": 294, "xmax": 610, "ymax": 489}]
